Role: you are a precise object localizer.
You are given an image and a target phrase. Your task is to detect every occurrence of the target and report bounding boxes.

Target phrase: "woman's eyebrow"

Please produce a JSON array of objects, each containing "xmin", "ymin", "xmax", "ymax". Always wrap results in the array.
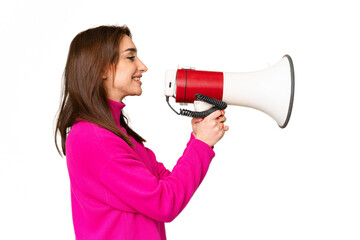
[{"xmin": 123, "ymin": 48, "xmax": 137, "ymax": 53}]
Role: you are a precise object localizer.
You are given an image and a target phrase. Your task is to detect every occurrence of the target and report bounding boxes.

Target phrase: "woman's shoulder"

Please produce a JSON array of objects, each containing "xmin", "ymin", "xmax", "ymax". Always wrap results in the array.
[
  {"xmin": 69, "ymin": 121, "xmax": 115, "ymax": 142},
  {"xmin": 67, "ymin": 120, "xmax": 133, "ymax": 154},
  {"xmin": 68, "ymin": 121, "xmax": 103, "ymax": 140}
]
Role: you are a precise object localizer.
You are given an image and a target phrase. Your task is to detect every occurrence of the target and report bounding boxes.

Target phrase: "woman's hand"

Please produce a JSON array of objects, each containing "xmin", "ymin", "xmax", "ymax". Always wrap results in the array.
[{"xmin": 191, "ymin": 110, "xmax": 229, "ymax": 147}]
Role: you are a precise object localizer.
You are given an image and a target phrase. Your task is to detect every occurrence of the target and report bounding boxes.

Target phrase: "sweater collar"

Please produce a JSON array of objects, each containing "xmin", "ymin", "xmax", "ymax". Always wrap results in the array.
[{"xmin": 108, "ymin": 99, "xmax": 126, "ymax": 125}]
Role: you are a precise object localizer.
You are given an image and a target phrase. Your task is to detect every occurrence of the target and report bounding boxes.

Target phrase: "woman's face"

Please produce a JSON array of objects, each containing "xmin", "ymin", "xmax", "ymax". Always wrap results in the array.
[{"xmin": 104, "ymin": 35, "xmax": 148, "ymax": 102}]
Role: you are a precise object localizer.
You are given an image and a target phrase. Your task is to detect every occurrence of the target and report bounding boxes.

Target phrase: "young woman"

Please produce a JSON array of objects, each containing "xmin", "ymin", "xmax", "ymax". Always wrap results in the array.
[{"xmin": 55, "ymin": 25, "xmax": 229, "ymax": 240}]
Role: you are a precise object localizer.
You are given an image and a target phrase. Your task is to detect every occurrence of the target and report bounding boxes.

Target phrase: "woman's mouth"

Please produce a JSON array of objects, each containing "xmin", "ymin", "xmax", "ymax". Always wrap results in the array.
[{"xmin": 132, "ymin": 76, "xmax": 142, "ymax": 85}]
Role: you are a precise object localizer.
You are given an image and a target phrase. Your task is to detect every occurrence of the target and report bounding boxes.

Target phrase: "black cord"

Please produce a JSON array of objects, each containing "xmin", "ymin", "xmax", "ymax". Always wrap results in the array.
[
  {"xmin": 166, "ymin": 96, "xmax": 180, "ymax": 115},
  {"xmin": 194, "ymin": 94, "xmax": 227, "ymax": 110},
  {"xmin": 166, "ymin": 94, "xmax": 227, "ymax": 118}
]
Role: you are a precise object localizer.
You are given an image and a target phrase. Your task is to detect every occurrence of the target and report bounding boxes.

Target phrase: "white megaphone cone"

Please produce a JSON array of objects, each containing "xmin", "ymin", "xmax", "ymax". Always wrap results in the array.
[{"xmin": 165, "ymin": 55, "xmax": 295, "ymax": 128}]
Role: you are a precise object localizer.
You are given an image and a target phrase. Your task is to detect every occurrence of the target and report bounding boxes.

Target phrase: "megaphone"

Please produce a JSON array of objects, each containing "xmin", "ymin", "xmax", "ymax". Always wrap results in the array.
[{"xmin": 165, "ymin": 55, "xmax": 295, "ymax": 128}]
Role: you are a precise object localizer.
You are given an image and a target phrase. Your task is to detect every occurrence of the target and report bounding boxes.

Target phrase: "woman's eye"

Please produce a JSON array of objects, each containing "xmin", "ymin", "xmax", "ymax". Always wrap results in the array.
[{"xmin": 127, "ymin": 56, "xmax": 135, "ymax": 61}]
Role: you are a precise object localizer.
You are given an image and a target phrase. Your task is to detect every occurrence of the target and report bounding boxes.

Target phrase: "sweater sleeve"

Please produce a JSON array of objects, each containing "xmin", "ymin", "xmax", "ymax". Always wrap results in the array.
[
  {"xmin": 98, "ymin": 132, "xmax": 214, "ymax": 223},
  {"xmin": 147, "ymin": 133, "xmax": 196, "ymax": 180}
]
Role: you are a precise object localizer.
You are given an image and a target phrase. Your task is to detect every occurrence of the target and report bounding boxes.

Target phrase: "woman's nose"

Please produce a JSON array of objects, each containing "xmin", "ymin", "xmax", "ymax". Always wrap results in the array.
[{"xmin": 138, "ymin": 59, "xmax": 148, "ymax": 73}]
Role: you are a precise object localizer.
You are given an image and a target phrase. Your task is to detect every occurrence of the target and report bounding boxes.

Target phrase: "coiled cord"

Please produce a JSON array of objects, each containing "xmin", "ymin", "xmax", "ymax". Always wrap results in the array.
[
  {"xmin": 179, "ymin": 106, "xmax": 220, "ymax": 118},
  {"xmin": 194, "ymin": 94, "xmax": 227, "ymax": 110},
  {"xmin": 166, "ymin": 94, "xmax": 227, "ymax": 118}
]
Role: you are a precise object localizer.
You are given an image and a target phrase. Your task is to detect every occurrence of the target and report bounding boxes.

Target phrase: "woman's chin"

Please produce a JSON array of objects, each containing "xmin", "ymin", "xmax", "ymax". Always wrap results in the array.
[{"xmin": 135, "ymin": 89, "xmax": 142, "ymax": 96}]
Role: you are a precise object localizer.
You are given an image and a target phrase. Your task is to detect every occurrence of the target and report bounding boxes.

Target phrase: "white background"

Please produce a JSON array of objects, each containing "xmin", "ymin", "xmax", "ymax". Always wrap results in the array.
[{"xmin": 1, "ymin": 0, "xmax": 359, "ymax": 239}]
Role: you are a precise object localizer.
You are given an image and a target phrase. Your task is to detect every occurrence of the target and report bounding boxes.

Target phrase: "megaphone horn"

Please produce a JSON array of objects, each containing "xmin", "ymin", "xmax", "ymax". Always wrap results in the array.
[{"xmin": 165, "ymin": 55, "xmax": 295, "ymax": 128}]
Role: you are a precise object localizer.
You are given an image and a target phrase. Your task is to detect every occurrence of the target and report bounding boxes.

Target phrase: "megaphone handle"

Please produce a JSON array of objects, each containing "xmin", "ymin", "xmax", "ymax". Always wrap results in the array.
[
  {"xmin": 194, "ymin": 100, "xmax": 215, "ymax": 112},
  {"xmin": 194, "ymin": 94, "xmax": 227, "ymax": 110},
  {"xmin": 166, "ymin": 94, "xmax": 227, "ymax": 118},
  {"xmin": 180, "ymin": 106, "xmax": 220, "ymax": 118}
]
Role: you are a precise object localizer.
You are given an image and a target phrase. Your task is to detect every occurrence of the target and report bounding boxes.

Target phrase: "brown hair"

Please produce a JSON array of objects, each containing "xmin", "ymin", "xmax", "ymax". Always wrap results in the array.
[{"xmin": 55, "ymin": 25, "xmax": 145, "ymax": 156}]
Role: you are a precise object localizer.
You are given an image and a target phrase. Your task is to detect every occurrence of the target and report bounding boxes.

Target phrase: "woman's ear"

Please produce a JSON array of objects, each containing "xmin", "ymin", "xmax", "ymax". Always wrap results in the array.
[
  {"xmin": 102, "ymin": 67, "xmax": 110, "ymax": 80},
  {"xmin": 102, "ymin": 63, "xmax": 115, "ymax": 80}
]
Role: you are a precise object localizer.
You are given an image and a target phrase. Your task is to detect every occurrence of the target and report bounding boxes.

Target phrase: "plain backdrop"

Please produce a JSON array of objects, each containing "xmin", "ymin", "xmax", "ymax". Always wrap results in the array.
[{"xmin": 1, "ymin": 0, "xmax": 359, "ymax": 239}]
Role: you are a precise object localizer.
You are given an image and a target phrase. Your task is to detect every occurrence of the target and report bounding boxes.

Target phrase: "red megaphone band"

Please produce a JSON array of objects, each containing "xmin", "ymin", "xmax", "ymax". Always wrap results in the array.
[{"xmin": 175, "ymin": 69, "xmax": 224, "ymax": 103}]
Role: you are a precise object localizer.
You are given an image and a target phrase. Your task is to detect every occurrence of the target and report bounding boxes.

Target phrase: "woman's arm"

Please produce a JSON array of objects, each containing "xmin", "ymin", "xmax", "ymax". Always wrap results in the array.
[
  {"xmin": 146, "ymin": 133, "xmax": 196, "ymax": 180},
  {"xmin": 99, "ymin": 135, "xmax": 214, "ymax": 223}
]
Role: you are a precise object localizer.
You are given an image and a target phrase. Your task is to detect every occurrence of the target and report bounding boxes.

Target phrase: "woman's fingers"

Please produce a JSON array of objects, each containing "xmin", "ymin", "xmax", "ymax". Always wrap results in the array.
[
  {"xmin": 217, "ymin": 115, "xmax": 226, "ymax": 123},
  {"xmin": 193, "ymin": 109, "xmax": 229, "ymax": 147},
  {"xmin": 206, "ymin": 110, "xmax": 223, "ymax": 120}
]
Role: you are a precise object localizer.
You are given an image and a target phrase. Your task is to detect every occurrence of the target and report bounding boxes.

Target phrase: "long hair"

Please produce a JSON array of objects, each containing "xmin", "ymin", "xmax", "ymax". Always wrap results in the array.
[{"xmin": 55, "ymin": 25, "xmax": 145, "ymax": 156}]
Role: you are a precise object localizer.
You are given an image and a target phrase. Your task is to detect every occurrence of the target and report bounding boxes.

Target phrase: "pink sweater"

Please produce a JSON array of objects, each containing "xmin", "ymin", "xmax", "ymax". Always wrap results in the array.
[{"xmin": 66, "ymin": 99, "xmax": 215, "ymax": 240}]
